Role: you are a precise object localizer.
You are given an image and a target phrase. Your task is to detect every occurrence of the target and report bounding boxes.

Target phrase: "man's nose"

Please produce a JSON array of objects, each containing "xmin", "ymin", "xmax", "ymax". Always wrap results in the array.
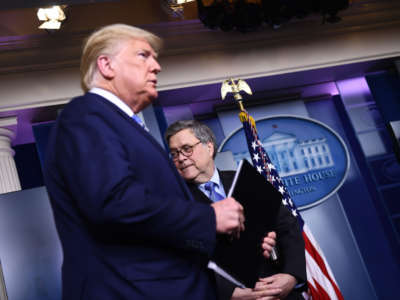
[
  {"xmin": 177, "ymin": 151, "xmax": 187, "ymax": 161},
  {"xmin": 151, "ymin": 57, "xmax": 161, "ymax": 74}
]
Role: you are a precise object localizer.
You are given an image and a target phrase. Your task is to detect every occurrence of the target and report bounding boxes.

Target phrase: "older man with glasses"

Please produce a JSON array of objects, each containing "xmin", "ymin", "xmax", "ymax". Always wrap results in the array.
[{"xmin": 165, "ymin": 120, "xmax": 307, "ymax": 300}]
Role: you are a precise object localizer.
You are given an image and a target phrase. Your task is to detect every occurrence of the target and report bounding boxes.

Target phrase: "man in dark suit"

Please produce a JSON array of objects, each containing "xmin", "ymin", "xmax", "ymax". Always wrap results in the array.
[
  {"xmin": 165, "ymin": 120, "xmax": 307, "ymax": 300},
  {"xmin": 43, "ymin": 24, "xmax": 245, "ymax": 300}
]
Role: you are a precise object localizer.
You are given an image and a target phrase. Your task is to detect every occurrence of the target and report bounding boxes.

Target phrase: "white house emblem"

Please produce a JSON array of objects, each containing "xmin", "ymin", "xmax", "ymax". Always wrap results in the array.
[{"xmin": 219, "ymin": 115, "xmax": 350, "ymax": 209}]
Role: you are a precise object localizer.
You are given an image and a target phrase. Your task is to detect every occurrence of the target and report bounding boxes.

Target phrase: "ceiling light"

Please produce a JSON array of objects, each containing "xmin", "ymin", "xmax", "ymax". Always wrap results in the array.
[
  {"xmin": 163, "ymin": 0, "xmax": 195, "ymax": 18},
  {"xmin": 174, "ymin": 0, "xmax": 196, "ymax": 4},
  {"xmin": 37, "ymin": 5, "xmax": 66, "ymax": 30}
]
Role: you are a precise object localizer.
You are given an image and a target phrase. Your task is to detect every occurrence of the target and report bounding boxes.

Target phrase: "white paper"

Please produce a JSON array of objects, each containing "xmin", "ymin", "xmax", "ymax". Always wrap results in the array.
[{"xmin": 207, "ymin": 260, "xmax": 246, "ymax": 288}]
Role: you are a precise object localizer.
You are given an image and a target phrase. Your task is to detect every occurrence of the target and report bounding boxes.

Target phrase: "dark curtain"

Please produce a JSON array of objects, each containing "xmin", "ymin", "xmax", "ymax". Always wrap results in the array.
[{"xmin": 197, "ymin": 0, "xmax": 349, "ymax": 32}]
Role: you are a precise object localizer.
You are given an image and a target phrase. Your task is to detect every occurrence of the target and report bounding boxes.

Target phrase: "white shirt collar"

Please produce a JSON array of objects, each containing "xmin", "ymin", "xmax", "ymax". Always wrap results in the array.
[
  {"xmin": 89, "ymin": 87, "xmax": 134, "ymax": 118},
  {"xmin": 209, "ymin": 167, "xmax": 222, "ymax": 186}
]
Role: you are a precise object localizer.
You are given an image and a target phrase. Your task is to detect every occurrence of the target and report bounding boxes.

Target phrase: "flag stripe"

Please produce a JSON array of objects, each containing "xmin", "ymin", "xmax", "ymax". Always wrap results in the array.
[
  {"xmin": 309, "ymin": 279, "xmax": 331, "ymax": 300},
  {"xmin": 239, "ymin": 111, "xmax": 344, "ymax": 300},
  {"xmin": 303, "ymin": 225, "xmax": 338, "ymax": 283},
  {"xmin": 303, "ymin": 229, "xmax": 343, "ymax": 300},
  {"xmin": 303, "ymin": 229, "xmax": 334, "ymax": 283},
  {"xmin": 305, "ymin": 249, "xmax": 339, "ymax": 300}
]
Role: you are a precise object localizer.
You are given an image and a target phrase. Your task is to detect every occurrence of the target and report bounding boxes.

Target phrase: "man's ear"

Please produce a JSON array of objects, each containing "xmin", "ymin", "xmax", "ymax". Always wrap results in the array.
[
  {"xmin": 96, "ymin": 55, "xmax": 115, "ymax": 80},
  {"xmin": 207, "ymin": 142, "xmax": 215, "ymax": 158}
]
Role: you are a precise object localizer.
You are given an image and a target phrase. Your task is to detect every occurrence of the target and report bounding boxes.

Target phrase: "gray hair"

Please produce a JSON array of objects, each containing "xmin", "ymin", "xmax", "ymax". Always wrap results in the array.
[
  {"xmin": 165, "ymin": 120, "xmax": 218, "ymax": 158},
  {"xmin": 80, "ymin": 23, "xmax": 162, "ymax": 93}
]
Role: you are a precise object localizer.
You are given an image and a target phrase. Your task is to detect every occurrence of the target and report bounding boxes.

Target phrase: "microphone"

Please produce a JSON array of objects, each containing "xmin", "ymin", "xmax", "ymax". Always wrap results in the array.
[
  {"xmin": 262, "ymin": 232, "xmax": 278, "ymax": 262},
  {"xmin": 270, "ymin": 246, "xmax": 278, "ymax": 261}
]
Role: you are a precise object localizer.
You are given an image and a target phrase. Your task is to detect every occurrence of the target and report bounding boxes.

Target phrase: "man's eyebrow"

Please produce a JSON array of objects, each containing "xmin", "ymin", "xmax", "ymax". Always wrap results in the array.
[
  {"xmin": 145, "ymin": 48, "xmax": 158, "ymax": 58},
  {"xmin": 138, "ymin": 48, "xmax": 149, "ymax": 54},
  {"xmin": 171, "ymin": 144, "xmax": 191, "ymax": 150}
]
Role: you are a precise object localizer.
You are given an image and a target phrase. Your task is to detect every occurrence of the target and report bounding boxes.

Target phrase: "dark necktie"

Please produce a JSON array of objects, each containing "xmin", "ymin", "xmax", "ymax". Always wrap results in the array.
[{"xmin": 204, "ymin": 181, "xmax": 225, "ymax": 202}]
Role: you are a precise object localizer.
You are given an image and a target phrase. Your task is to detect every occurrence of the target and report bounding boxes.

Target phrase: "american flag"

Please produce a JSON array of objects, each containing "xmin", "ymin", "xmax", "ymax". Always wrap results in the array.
[{"xmin": 239, "ymin": 111, "xmax": 344, "ymax": 300}]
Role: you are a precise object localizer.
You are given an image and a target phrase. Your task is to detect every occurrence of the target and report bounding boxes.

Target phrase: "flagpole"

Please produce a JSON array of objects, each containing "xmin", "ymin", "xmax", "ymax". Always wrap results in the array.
[
  {"xmin": 221, "ymin": 78, "xmax": 254, "ymax": 110},
  {"xmin": 220, "ymin": 78, "xmax": 254, "ymax": 123}
]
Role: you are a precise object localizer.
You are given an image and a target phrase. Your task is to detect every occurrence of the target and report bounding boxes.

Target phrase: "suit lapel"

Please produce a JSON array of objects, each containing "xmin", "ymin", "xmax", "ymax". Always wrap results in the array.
[
  {"xmin": 92, "ymin": 93, "xmax": 171, "ymax": 160},
  {"xmin": 187, "ymin": 183, "xmax": 212, "ymax": 204},
  {"xmin": 90, "ymin": 93, "xmax": 195, "ymax": 201}
]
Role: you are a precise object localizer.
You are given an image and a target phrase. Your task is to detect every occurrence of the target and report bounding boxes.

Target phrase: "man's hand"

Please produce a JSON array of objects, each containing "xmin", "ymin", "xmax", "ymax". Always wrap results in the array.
[
  {"xmin": 231, "ymin": 286, "xmax": 281, "ymax": 300},
  {"xmin": 231, "ymin": 288, "xmax": 255, "ymax": 300},
  {"xmin": 261, "ymin": 231, "xmax": 276, "ymax": 259},
  {"xmin": 254, "ymin": 274, "xmax": 297, "ymax": 299},
  {"xmin": 211, "ymin": 197, "xmax": 245, "ymax": 236}
]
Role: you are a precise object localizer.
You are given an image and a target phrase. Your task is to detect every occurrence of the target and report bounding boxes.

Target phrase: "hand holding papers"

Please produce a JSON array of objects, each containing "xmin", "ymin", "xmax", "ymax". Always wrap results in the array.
[
  {"xmin": 211, "ymin": 197, "xmax": 245, "ymax": 235},
  {"xmin": 210, "ymin": 159, "xmax": 283, "ymax": 288}
]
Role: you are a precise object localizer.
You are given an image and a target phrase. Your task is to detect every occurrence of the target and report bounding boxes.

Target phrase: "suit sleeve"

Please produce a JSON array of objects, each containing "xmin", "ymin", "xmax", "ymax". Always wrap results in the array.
[
  {"xmin": 275, "ymin": 204, "xmax": 307, "ymax": 284},
  {"xmin": 215, "ymin": 274, "xmax": 237, "ymax": 300},
  {"xmin": 49, "ymin": 111, "xmax": 216, "ymax": 255}
]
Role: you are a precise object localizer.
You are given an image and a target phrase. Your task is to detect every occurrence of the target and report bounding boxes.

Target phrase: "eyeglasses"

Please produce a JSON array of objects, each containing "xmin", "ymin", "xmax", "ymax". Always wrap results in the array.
[{"xmin": 170, "ymin": 141, "xmax": 202, "ymax": 160}]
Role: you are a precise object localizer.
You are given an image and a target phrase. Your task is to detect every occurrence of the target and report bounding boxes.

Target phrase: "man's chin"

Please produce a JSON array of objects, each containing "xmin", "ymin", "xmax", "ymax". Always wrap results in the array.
[
  {"xmin": 136, "ymin": 94, "xmax": 157, "ymax": 111},
  {"xmin": 180, "ymin": 170, "xmax": 198, "ymax": 182},
  {"xmin": 148, "ymin": 89, "xmax": 158, "ymax": 100}
]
